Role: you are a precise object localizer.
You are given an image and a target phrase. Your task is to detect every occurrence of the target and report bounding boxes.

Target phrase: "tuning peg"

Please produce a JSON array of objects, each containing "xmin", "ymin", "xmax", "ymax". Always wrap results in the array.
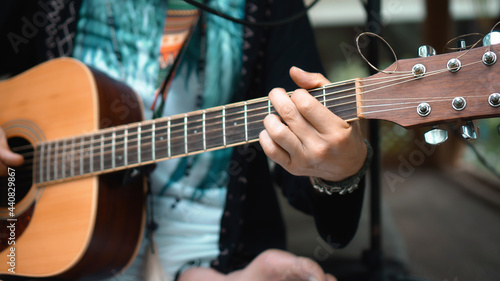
[
  {"xmin": 424, "ymin": 126, "xmax": 448, "ymax": 145},
  {"xmin": 461, "ymin": 121, "xmax": 480, "ymax": 140},
  {"xmin": 459, "ymin": 40, "xmax": 467, "ymax": 51},
  {"xmin": 418, "ymin": 45, "xmax": 436, "ymax": 57},
  {"xmin": 483, "ymin": 31, "xmax": 500, "ymax": 46}
]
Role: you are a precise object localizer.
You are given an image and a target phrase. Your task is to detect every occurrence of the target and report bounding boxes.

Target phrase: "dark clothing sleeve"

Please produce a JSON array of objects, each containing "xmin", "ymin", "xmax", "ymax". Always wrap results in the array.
[
  {"xmin": 260, "ymin": 0, "xmax": 366, "ymax": 248},
  {"xmin": 274, "ymin": 168, "xmax": 366, "ymax": 249},
  {"xmin": 0, "ymin": 0, "xmax": 82, "ymax": 77},
  {"xmin": 215, "ymin": 0, "xmax": 366, "ymax": 273}
]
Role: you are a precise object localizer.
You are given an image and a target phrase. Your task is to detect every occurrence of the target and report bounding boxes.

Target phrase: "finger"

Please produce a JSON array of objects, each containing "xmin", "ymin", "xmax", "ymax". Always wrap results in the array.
[
  {"xmin": 249, "ymin": 250, "xmax": 328, "ymax": 281},
  {"xmin": 268, "ymin": 88, "xmax": 317, "ymax": 138},
  {"xmin": 295, "ymin": 256, "xmax": 329, "ymax": 281},
  {"xmin": 0, "ymin": 129, "xmax": 24, "ymax": 168},
  {"xmin": 290, "ymin": 66, "xmax": 331, "ymax": 90},
  {"xmin": 259, "ymin": 126, "xmax": 292, "ymax": 167},
  {"xmin": 263, "ymin": 111, "xmax": 306, "ymax": 161},
  {"xmin": 290, "ymin": 89, "xmax": 350, "ymax": 134},
  {"xmin": 178, "ymin": 267, "xmax": 226, "ymax": 281},
  {"xmin": 0, "ymin": 148, "xmax": 24, "ymax": 168},
  {"xmin": 0, "ymin": 163, "xmax": 7, "ymax": 177},
  {"xmin": 326, "ymin": 273, "xmax": 337, "ymax": 281}
]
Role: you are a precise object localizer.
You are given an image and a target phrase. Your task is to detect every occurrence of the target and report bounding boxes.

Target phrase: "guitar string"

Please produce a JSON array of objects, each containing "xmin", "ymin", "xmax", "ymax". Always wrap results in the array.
[
  {"xmin": 9, "ymin": 61, "xmax": 454, "ymax": 155},
  {"xmin": 13, "ymin": 59, "xmax": 494, "ymax": 181},
  {"xmin": 11, "ymin": 58, "xmax": 487, "ymax": 162},
  {"xmin": 25, "ymin": 82, "xmax": 496, "ymax": 185},
  {"xmin": 10, "ymin": 28, "xmax": 500, "ymax": 184},
  {"xmin": 8, "ymin": 40, "xmax": 490, "ymax": 155},
  {"xmin": 38, "ymin": 58, "xmax": 479, "ymax": 152},
  {"xmin": 19, "ymin": 89, "xmax": 488, "ymax": 184},
  {"xmin": 14, "ymin": 53, "xmax": 499, "ymax": 184},
  {"xmin": 8, "ymin": 56, "xmax": 483, "ymax": 156},
  {"xmin": 12, "ymin": 72, "xmax": 488, "ymax": 169},
  {"xmin": 8, "ymin": 58, "xmax": 445, "ymax": 157},
  {"xmin": 20, "ymin": 95, "xmax": 491, "ymax": 184}
]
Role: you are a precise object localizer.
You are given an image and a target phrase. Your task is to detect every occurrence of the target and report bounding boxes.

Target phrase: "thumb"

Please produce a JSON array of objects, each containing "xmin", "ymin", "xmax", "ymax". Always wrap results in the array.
[
  {"xmin": 326, "ymin": 273, "xmax": 337, "ymax": 281},
  {"xmin": 0, "ymin": 148, "xmax": 24, "ymax": 167},
  {"xmin": 289, "ymin": 66, "xmax": 331, "ymax": 89}
]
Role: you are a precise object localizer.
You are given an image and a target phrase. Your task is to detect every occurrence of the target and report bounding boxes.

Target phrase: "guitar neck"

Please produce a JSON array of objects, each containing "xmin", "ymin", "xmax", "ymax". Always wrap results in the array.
[{"xmin": 34, "ymin": 79, "xmax": 360, "ymax": 185}]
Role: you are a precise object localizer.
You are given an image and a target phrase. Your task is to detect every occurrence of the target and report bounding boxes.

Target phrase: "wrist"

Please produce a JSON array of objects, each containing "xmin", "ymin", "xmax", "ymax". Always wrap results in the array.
[{"xmin": 311, "ymin": 139, "xmax": 372, "ymax": 195}]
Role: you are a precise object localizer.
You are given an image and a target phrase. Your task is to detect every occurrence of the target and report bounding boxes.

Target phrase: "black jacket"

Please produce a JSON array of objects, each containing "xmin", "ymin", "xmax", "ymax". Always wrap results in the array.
[{"xmin": 213, "ymin": 0, "xmax": 366, "ymax": 273}]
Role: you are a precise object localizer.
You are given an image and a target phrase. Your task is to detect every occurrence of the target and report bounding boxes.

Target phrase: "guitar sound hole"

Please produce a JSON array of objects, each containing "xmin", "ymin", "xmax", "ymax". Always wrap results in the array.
[{"xmin": 0, "ymin": 137, "xmax": 33, "ymax": 208}]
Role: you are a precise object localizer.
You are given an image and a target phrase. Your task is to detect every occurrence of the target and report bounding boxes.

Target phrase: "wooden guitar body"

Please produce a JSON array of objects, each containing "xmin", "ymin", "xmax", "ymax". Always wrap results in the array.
[{"xmin": 0, "ymin": 58, "xmax": 146, "ymax": 280}]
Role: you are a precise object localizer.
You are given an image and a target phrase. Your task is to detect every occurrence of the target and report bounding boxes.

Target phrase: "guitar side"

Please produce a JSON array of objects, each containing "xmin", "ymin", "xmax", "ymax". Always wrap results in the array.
[{"xmin": 0, "ymin": 58, "xmax": 146, "ymax": 280}]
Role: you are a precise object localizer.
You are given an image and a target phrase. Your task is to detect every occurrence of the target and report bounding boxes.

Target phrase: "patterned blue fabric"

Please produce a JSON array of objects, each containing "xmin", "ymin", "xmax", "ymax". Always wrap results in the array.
[
  {"xmin": 72, "ymin": 0, "xmax": 246, "ymax": 278},
  {"xmin": 73, "ymin": 0, "xmax": 166, "ymax": 98},
  {"xmin": 73, "ymin": 0, "xmax": 245, "ymax": 194}
]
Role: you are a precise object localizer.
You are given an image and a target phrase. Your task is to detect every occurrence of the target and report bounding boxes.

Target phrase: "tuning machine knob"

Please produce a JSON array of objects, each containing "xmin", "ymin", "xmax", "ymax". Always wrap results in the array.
[
  {"xmin": 483, "ymin": 31, "xmax": 500, "ymax": 46},
  {"xmin": 424, "ymin": 126, "xmax": 448, "ymax": 145},
  {"xmin": 461, "ymin": 121, "xmax": 480, "ymax": 140},
  {"xmin": 418, "ymin": 45, "xmax": 436, "ymax": 57}
]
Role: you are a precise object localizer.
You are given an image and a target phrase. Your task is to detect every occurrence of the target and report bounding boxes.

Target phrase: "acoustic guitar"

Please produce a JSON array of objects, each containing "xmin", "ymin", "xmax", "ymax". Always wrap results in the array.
[{"xmin": 1, "ymin": 42, "xmax": 500, "ymax": 280}]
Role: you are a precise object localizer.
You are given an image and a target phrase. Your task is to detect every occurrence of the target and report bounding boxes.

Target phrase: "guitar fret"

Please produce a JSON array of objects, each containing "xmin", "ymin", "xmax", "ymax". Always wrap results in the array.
[
  {"xmin": 202, "ymin": 110, "xmax": 206, "ymax": 151},
  {"xmin": 137, "ymin": 124, "xmax": 141, "ymax": 164},
  {"xmin": 81, "ymin": 136, "xmax": 90, "ymax": 175},
  {"xmin": 54, "ymin": 141, "xmax": 59, "ymax": 180},
  {"xmin": 322, "ymin": 86, "xmax": 326, "ymax": 106},
  {"xmin": 62, "ymin": 139, "xmax": 67, "ymax": 178},
  {"xmin": 223, "ymin": 106, "xmax": 226, "ymax": 147},
  {"xmin": 184, "ymin": 114, "xmax": 188, "ymax": 155},
  {"xmin": 152, "ymin": 121, "xmax": 156, "ymax": 161},
  {"xmin": 140, "ymin": 123, "xmax": 153, "ymax": 162},
  {"xmin": 89, "ymin": 135, "xmax": 93, "ymax": 174},
  {"xmin": 124, "ymin": 126, "xmax": 128, "ymax": 167},
  {"xmin": 100, "ymin": 134, "xmax": 104, "ymax": 172},
  {"xmin": 244, "ymin": 101, "xmax": 248, "ymax": 142},
  {"xmin": 224, "ymin": 105, "xmax": 246, "ymax": 145},
  {"xmin": 65, "ymin": 138, "xmax": 72, "ymax": 177},
  {"xmin": 154, "ymin": 120, "xmax": 169, "ymax": 159},
  {"xmin": 36, "ymin": 144, "xmax": 43, "ymax": 183},
  {"xmin": 323, "ymin": 83, "xmax": 357, "ymax": 120},
  {"xmin": 246, "ymin": 100, "xmax": 268, "ymax": 141},
  {"xmin": 80, "ymin": 136, "xmax": 84, "ymax": 175},
  {"xmin": 70, "ymin": 137, "xmax": 76, "ymax": 178},
  {"xmin": 112, "ymin": 128, "xmax": 116, "ymax": 170},
  {"xmin": 268, "ymin": 99, "xmax": 271, "ymax": 115},
  {"xmin": 60, "ymin": 139, "xmax": 65, "ymax": 179},
  {"xmin": 46, "ymin": 143, "xmax": 51, "ymax": 182},
  {"xmin": 168, "ymin": 117, "xmax": 171, "ymax": 158},
  {"xmin": 205, "ymin": 109, "xmax": 224, "ymax": 150}
]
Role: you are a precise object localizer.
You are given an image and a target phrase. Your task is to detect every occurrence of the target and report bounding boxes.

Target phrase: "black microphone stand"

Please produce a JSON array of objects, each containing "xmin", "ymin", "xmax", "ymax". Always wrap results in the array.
[
  {"xmin": 361, "ymin": 0, "xmax": 385, "ymax": 279},
  {"xmin": 360, "ymin": 2, "xmax": 433, "ymax": 280}
]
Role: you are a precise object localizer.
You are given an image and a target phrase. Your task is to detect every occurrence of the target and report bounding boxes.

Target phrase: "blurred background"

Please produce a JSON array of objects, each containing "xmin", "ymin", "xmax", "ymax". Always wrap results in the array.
[{"xmin": 279, "ymin": 0, "xmax": 500, "ymax": 280}]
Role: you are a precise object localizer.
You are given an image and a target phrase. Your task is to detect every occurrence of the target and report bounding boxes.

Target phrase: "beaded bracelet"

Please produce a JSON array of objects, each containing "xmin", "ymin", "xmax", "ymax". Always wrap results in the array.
[{"xmin": 312, "ymin": 139, "xmax": 373, "ymax": 195}]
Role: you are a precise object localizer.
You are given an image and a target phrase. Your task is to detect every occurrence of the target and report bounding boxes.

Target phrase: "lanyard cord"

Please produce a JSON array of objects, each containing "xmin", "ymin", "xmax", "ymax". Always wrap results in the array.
[
  {"xmin": 183, "ymin": 0, "xmax": 320, "ymax": 27},
  {"xmin": 151, "ymin": 12, "xmax": 202, "ymax": 119}
]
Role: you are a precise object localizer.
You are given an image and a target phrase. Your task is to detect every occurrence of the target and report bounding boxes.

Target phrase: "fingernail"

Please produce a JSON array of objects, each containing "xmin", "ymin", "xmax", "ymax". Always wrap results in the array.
[{"xmin": 308, "ymin": 276, "xmax": 319, "ymax": 281}]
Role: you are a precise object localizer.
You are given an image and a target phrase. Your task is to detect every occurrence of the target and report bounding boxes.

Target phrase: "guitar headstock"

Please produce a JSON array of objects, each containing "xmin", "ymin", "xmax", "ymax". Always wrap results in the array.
[{"xmin": 358, "ymin": 43, "xmax": 500, "ymax": 135}]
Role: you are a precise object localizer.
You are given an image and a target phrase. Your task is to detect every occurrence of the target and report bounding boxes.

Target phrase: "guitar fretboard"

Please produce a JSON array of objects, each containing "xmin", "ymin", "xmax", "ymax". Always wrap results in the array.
[{"xmin": 34, "ymin": 80, "xmax": 358, "ymax": 185}]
